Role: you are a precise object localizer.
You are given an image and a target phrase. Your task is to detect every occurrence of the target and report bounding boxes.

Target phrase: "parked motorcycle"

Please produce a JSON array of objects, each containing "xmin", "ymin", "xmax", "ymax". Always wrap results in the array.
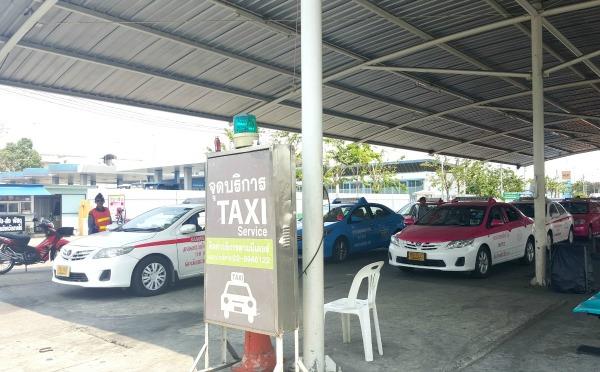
[{"xmin": 0, "ymin": 218, "xmax": 73, "ymax": 275}]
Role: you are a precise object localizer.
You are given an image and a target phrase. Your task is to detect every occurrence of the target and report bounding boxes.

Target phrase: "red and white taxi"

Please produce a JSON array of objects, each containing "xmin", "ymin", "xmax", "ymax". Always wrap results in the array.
[
  {"xmin": 559, "ymin": 198, "xmax": 600, "ymax": 240},
  {"xmin": 511, "ymin": 198, "xmax": 574, "ymax": 246},
  {"xmin": 53, "ymin": 205, "xmax": 205, "ymax": 296},
  {"xmin": 389, "ymin": 199, "xmax": 534, "ymax": 277}
]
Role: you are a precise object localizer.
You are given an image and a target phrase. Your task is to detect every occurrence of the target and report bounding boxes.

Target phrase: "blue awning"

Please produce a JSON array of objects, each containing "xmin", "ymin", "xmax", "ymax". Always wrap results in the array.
[{"xmin": 0, "ymin": 185, "xmax": 51, "ymax": 196}]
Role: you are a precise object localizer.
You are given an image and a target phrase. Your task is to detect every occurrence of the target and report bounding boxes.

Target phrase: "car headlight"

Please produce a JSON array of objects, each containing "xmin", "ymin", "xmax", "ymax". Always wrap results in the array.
[
  {"xmin": 575, "ymin": 219, "xmax": 586, "ymax": 225},
  {"xmin": 93, "ymin": 247, "xmax": 134, "ymax": 259},
  {"xmin": 390, "ymin": 235, "xmax": 402, "ymax": 247},
  {"xmin": 446, "ymin": 239, "xmax": 474, "ymax": 249}
]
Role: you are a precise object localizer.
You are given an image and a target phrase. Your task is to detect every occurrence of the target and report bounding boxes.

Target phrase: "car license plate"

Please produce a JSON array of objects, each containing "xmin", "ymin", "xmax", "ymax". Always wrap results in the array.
[
  {"xmin": 408, "ymin": 252, "xmax": 426, "ymax": 261},
  {"xmin": 55, "ymin": 265, "xmax": 70, "ymax": 277}
]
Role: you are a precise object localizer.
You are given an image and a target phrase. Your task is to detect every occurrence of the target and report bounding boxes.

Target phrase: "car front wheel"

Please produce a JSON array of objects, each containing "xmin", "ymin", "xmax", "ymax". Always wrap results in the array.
[
  {"xmin": 521, "ymin": 239, "xmax": 535, "ymax": 266},
  {"xmin": 473, "ymin": 246, "xmax": 491, "ymax": 278},
  {"xmin": 568, "ymin": 227, "xmax": 574, "ymax": 245},
  {"xmin": 131, "ymin": 256, "xmax": 171, "ymax": 296},
  {"xmin": 332, "ymin": 238, "xmax": 349, "ymax": 263}
]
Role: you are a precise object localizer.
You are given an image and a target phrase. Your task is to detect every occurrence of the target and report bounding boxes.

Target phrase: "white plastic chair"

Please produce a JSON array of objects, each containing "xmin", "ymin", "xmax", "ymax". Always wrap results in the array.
[{"xmin": 324, "ymin": 261, "xmax": 384, "ymax": 362}]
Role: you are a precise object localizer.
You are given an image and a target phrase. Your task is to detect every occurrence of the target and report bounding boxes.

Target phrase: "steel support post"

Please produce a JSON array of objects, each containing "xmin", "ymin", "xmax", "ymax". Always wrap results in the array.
[
  {"xmin": 532, "ymin": 11, "xmax": 547, "ymax": 286},
  {"xmin": 301, "ymin": 0, "xmax": 324, "ymax": 371}
]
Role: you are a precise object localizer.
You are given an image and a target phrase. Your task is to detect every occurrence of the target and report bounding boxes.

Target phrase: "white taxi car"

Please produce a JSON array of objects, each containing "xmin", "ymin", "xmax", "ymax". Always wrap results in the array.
[
  {"xmin": 511, "ymin": 198, "xmax": 574, "ymax": 246},
  {"xmin": 53, "ymin": 205, "xmax": 205, "ymax": 296},
  {"xmin": 389, "ymin": 199, "xmax": 535, "ymax": 277}
]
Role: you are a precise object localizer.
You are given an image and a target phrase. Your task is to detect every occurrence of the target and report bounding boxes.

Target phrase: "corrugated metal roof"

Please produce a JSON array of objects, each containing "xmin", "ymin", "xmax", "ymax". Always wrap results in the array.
[{"xmin": 1, "ymin": 0, "xmax": 599, "ymax": 166}]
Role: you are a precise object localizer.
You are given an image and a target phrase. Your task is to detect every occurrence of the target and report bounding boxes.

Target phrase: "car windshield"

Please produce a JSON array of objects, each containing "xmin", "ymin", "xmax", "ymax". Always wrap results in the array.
[
  {"xmin": 324, "ymin": 206, "xmax": 352, "ymax": 223},
  {"xmin": 120, "ymin": 206, "xmax": 192, "ymax": 232},
  {"xmin": 226, "ymin": 283, "xmax": 250, "ymax": 296},
  {"xmin": 397, "ymin": 203, "xmax": 413, "ymax": 215},
  {"xmin": 416, "ymin": 205, "xmax": 487, "ymax": 226},
  {"xmin": 513, "ymin": 203, "xmax": 535, "ymax": 218},
  {"xmin": 560, "ymin": 202, "xmax": 589, "ymax": 214}
]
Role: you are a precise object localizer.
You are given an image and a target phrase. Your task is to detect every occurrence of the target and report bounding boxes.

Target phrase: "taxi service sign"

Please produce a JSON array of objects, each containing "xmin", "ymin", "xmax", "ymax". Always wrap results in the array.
[{"xmin": 204, "ymin": 145, "xmax": 298, "ymax": 335}]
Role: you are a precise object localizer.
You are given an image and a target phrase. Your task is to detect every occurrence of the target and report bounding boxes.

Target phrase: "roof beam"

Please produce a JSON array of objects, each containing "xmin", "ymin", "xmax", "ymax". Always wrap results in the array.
[
  {"xmin": 5, "ymin": 37, "xmax": 273, "ymax": 102},
  {"xmin": 542, "ymin": 0, "xmax": 600, "ymax": 17},
  {"xmin": 321, "ymin": 15, "xmax": 531, "ymax": 83},
  {"xmin": 482, "ymin": 106, "xmax": 600, "ymax": 122},
  {"xmin": 210, "ymin": 0, "xmax": 576, "ymax": 157},
  {"xmin": 361, "ymin": 66, "xmax": 531, "ymax": 79},
  {"xmin": 542, "ymin": 20, "xmax": 600, "ymax": 79},
  {"xmin": 485, "ymin": 0, "xmax": 600, "ymax": 92},
  {"xmin": 53, "ymin": 2, "xmax": 458, "ymax": 127},
  {"xmin": 6, "ymin": 39, "xmax": 530, "ymax": 157},
  {"xmin": 433, "ymin": 119, "xmax": 584, "ymax": 154},
  {"xmin": 545, "ymin": 49, "xmax": 600, "ymax": 75},
  {"xmin": 358, "ymin": 78, "xmax": 600, "ymax": 141},
  {"xmin": 0, "ymin": 0, "xmax": 57, "ymax": 64}
]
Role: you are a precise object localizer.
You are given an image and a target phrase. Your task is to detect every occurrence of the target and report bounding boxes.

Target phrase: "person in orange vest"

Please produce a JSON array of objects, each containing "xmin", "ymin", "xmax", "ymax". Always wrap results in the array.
[{"xmin": 88, "ymin": 193, "xmax": 112, "ymax": 234}]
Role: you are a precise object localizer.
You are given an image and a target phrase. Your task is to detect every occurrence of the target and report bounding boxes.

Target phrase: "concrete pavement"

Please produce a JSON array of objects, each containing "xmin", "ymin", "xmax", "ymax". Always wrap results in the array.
[{"xmin": 1, "ymin": 250, "xmax": 599, "ymax": 371}]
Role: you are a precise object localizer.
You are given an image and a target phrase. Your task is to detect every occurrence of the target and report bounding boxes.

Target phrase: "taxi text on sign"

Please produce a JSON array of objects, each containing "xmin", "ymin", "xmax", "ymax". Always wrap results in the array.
[{"xmin": 204, "ymin": 145, "xmax": 298, "ymax": 335}]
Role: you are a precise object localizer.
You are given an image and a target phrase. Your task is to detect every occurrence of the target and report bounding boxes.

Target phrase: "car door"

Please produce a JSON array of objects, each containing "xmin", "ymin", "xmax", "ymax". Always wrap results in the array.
[
  {"xmin": 503, "ymin": 205, "xmax": 527, "ymax": 259},
  {"xmin": 348, "ymin": 205, "xmax": 373, "ymax": 251},
  {"xmin": 548, "ymin": 203, "xmax": 564, "ymax": 242},
  {"xmin": 556, "ymin": 202, "xmax": 572, "ymax": 239},
  {"xmin": 592, "ymin": 203, "xmax": 600, "ymax": 237},
  {"xmin": 487, "ymin": 206, "xmax": 512, "ymax": 263},
  {"xmin": 368, "ymin": 204, "xmax": 394, "ymax": 247},
  {"xmin": 176, "ymin": 209, "xmax": 206, "ymax": 277}
]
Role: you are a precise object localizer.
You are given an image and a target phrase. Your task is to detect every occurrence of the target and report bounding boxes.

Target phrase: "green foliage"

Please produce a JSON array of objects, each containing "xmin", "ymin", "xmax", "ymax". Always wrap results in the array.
[
  {"xmin": 545, "ymin": 176, "xmax": 566, "ymax": 198},
  {"xmin": 425, "ymin": 156, "xmax": 455, "ymax": 200},
  {"xmin": 427, "ymin": 156, "xmax": 525, "ymax": 199},
  {"xmin": 0, "ymin": 138, "xmax": 42, "ymax": 172},
  {"xmin": 323, "ymin": 139, "xmax": 398, "ymax": 193}
]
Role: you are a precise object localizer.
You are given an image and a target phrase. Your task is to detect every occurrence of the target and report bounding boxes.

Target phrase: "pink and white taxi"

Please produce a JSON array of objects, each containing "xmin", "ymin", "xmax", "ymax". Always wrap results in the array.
[
  {"xmin": 53, "ymin": 205, "xmax": 205, "ymax": 296},
  {"xmin": 511, "ymin": 199, "xmax": 574, "ymax": 246},
  {"xmin": 389, "ymin": 199, "xmax": 534, "ymax": 277}
]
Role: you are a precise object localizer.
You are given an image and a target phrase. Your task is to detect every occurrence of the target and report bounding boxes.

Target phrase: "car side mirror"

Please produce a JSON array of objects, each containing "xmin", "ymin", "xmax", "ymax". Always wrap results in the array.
[
  {"xmin": 404, "ymin": 216, "xmax": 415, "ymax": 225},
  {"xmin": 106, "ymin": 223, "xmax": 120, "ymax": 231},
  {"xmin": 179, "ymin": 224, "xmax": 197, "ymax": 234},
  {"xmin": 490, "ymin": 219, "xmax": 504, "ymax": 228}
]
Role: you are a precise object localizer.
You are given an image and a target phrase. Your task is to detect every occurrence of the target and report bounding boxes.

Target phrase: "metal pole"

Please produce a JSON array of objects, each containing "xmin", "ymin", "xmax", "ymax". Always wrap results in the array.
[
  {"xmin": 532, "ymin": 10, "xmax": 547, "ymax": 286},
  {"xmin": 301, "ymin": 0, "xmax": 324, "ymax": 371}
]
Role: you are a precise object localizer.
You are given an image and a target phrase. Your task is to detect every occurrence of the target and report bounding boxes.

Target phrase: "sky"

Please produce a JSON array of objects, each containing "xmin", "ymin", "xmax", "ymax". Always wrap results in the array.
[{"xmin": 0, "ymin": 85, "xmax": 599, "ymax": 182}]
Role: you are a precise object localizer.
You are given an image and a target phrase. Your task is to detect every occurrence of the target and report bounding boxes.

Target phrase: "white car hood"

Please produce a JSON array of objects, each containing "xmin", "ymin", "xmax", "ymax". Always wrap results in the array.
[{"xmin": 67, "ymin": 231, "xmax": 157, "ymax": 249}]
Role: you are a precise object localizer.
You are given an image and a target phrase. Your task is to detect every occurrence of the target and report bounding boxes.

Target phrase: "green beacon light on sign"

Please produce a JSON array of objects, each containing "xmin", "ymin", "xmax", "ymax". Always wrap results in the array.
[{"xmin": 233, "ymin": 114, "xmax": 259, "ymax": 149}]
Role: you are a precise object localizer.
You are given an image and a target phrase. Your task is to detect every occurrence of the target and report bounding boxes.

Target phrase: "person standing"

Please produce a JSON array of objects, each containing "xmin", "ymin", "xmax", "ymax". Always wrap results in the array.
[
  {"xmin": 88, "ymin": 193, "xmax": 112, "ymax": 234},
  {"xmin": 413, "ymin": 196, "xmax": 429, "ymax": 221}
]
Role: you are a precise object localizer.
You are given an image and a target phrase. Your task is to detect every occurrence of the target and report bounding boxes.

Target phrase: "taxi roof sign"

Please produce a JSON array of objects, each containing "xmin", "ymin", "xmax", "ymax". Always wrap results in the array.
[{"xmin": 332, "ymin": 196, "xmax": 368, "ymax": 205}]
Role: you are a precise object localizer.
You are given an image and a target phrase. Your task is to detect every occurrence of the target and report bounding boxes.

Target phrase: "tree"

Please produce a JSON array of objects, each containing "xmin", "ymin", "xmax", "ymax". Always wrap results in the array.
[
  {"xmin": 0, "ymin": 138, "xmax": 42, "ymax": 172},
  {"xmin": 323, "ymin": 139, "xmax": 382, "ymax": 193},
  {"xmin": 427, "ymin": 156, "xmax": 525, "ymax": 199},
  {"xmin": 366, "ymin": 161, "xmax": 406, "ymax": 193},
  {"xmin": 545, "ymin": 176, "xmax": 566, "ymax": 198},
  {"xmin": 426, "ymin": 156, "xmax": 455, "ymax": 200}
]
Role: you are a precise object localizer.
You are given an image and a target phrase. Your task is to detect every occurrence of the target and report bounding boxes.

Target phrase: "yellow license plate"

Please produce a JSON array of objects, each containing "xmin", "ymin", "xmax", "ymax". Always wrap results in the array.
[
  {"xmin": 55, "ymin": 265, "xmax": 70, "ymax": 277},
  {"xmin": 408, "ymin": 252, "xmax": 426, "ymax": 261}
]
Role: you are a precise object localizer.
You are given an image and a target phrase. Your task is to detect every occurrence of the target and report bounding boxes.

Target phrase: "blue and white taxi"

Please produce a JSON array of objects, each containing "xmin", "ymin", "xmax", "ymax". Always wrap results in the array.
[{"xmin": 53, "ymin": 205, "xmax": 205, "ymax": 296}]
